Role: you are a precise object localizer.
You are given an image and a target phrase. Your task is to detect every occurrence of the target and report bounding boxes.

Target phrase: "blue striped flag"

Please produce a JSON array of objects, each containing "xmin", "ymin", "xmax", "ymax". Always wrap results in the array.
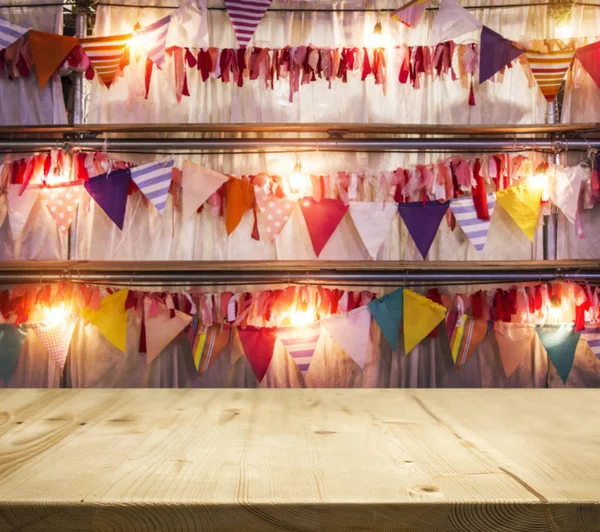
[
  {"xmin": 0, "ymin": 18, "xmax": 28, "ymax": 50},
  {"xmin": 130, "ymin": 159, "xmax": 174, "ymax": 214},
  {"xmin": 450, "ymin": 193, "xmax": 496, "ymax": 252},
  {"xmin": 134, "ymin": 14, "xmax": 171, "ymax": 68},
  {"xmin": 582, "ymin": 323, "xmax": 600, "ymax": 359},
  {"xmin": 277, "ymin": 322, "xmax": 321, "ymax": 377}
]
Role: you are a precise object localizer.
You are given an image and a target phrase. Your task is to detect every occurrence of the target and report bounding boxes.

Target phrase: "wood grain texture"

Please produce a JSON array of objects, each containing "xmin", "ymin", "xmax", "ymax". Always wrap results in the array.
[{"xmin": 1, "ymin": 389, "xmax": 600, "ymax": 531}]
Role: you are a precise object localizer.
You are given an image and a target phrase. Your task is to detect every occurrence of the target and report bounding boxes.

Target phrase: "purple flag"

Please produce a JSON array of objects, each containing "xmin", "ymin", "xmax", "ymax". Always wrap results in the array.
[
  {"xmin": 479, "ymin": 26, "xmax": 523, "ymax": 84},
  {"xmin": 84, "ymin": 169, "xmax": 130, "ymax": 230},
  {"xmin": 398, "ymin": 201, "xmax": 449, "ymax": 259}
]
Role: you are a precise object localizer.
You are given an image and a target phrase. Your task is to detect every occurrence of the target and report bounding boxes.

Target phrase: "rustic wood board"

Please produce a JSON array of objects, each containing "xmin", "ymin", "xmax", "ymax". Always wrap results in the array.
[{"xmin": 0, "ymin": 389, "xmax": 599, "ymax": 531}]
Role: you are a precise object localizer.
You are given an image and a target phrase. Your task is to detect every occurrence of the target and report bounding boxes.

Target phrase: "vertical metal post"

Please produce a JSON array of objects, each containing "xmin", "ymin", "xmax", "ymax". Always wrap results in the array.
[{"xmin": 543, "ymin": 101, "xmax": 559, "ymax": 260}]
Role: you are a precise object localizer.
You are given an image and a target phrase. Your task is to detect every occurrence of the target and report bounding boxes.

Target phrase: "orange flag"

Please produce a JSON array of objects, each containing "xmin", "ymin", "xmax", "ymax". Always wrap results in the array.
[
  {"xmin": 28, "ymin": 30, "xmax": 79, "ymax": 90},
  {"xmin": 225, "ymin": 178, "xmax": 255, "ymax": 235}
]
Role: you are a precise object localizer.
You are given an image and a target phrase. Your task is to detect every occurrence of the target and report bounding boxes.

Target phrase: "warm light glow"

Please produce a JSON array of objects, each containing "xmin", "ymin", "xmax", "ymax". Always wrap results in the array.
[
  {"xmin": 287, "ymin": 308, "xmax": 316, "ymax": 327},
  {"xmin": 528, "ymin": 172, "xmax": 547, "ymax": 190},
  {"xmin": 41, "ymin": 304, "xmax": 68, "ymax": 327},
  {"xmin": 547, "ymin": 296, "xmax": 565, "ymax": 323},
  {"xmin": 555, "ymin": 20, "xmax": 574, "ymax": 39},
  {"xmin": 44, "ymin": 173, "xmax": 68, "ymax": 186},
  {"xmin": 365, "ymin": 20, "xmax": 390, "ymax": 49},
  {"xmin": 287, "ymin": 158, "xmax": 309, "ymax": 198},
  {"xmin": 127, "ymin": 30, "xmax": 153, "ymax": 59}
]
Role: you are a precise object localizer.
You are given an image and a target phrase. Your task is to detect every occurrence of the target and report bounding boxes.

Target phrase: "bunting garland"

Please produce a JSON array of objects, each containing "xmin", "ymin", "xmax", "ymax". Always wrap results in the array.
[
  {"xmin": 0, "ymin": 325, "xmax": 27, "ymax": 384},
  {"xmin": 524, "ymin": 46, "xmax": 575, "ymax": 103},
  {"xmin": 0, "ymin": 18, "xmax": 28, "ymax": 50},
  {"xmin": 224, "ymin": 0, "xmax": 273, "ymax": 47},
  {"xmin": 278, "ymin": 322, "xmax": 321, "ymax": 377},
  {"xmin": 130, "ymin": 159, "xmax": 174, "ymax": 215},
  {"xmin": 31, "ymin": 315, "xmax": 77, "ymax": 371},
  {"xmin": 450, "ymin": 193, "xmax": 496, "ymax": 252},
  {"xmin": 536, "ymin": 324, "xmax": 581, "ymax": 384},
  {"xmin": 398, "ymin": 201, "xmax": 449, "ymax": 259},
  {"xmin": 79, "ymin": 34, "xmax": 131, "ymax": 88}
]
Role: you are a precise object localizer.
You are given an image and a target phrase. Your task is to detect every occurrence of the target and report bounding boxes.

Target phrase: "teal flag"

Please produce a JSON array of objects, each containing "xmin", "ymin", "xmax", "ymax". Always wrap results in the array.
[
  {"xmin": 0, "ymin": 324, "xmax": 27, "ymax": 384},
  {"xmin": 536, "ymin": 324, "xmax": 581, "ymax": 385},
  {"xmin": 368, "ymin": 288, "xmax": 404, "ymax": 349}
]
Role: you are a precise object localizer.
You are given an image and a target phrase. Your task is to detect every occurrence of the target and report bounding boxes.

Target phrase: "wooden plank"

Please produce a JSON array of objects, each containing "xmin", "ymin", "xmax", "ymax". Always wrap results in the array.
[{"xmin": 0, "ymin": 389, "xmax": 599, "ymax": 531}]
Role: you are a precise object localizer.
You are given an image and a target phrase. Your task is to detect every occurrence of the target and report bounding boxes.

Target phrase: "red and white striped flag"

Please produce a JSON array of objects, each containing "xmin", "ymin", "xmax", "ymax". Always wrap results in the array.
[
  {"xmin": 525, "ymin": 48, "xmax": 574, "ymax": 102},
  {"xmin": 225, "ymin": 0, "xmax": 272, "ymax": 47},
  {"xmin": 80, "ymin": 34, "xmax": 130, "ymax": 88}
]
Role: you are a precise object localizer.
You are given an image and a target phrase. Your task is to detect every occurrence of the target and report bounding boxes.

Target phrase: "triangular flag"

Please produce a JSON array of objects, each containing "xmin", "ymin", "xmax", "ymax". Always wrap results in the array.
[
  {"xmin": 80, "ymin": 34, "xmax": 131, "ymax": 88},
  {"xmin": 403, "ymin": 289, "xmax": 447, "ymax": 354},
  {"xmin": 398, "ymin": 200, "xmax": 449, "ymax": 259},
  {"xmin": 368, "ymin": 288, "xmax": 403, "ymax": 349},
  {"xmin": 31, "ymin": 315, "xmax": 77, "ymax": 371},
  {"xmin": 130, "ymin": 159, "xmax": 174, "ymax": 215},
  {"xmin": 81, "ymin": 289, "xmax": 129, "ymax": 353},
  {"xmin": 582, "ymin": 322, "xmax": 600, "ymax": 360},
  {"xmin": 181, "ymin": 161, "xmax": 228, "ymax": 221},
  {"xmin": 431, "ymin": 0, "xmax": 483, "ymax": 43},
  {"xmin": 321, "ymin": 306, "xmax": 372, "ymax": 369},
  {"xmin": 391, "ymin": 0, "xmax": 429, "ymax": 28},
  {"xmin": 7, "ymin": 184, "xmax": 39, "ymax": 240},
  {"xmin": 536, "ymin": 324, "xmax": 581, "ymax": 385},
  {"xmin": 40, "ymin": 186, "xmax": 82, "ymax": 234},
  {"xmin": 299, "ymin": 197, "xmax": 349, "ymax": 257},
  {"xmin": 495, "ymin": 185, "xmax": 542, "ymax": 242},
  {"xmin": 170, "ymin": 0, "xmax": 209, "ymax": 49},
  {"xmin": 277, "ymin": 321, "xmax": 321, "ymax": 377},
  {"xmin": 238, "ymin": 326, "xmax": 277, "ymax": 382},
  {"xmin": 493, "ymin": 322, "xmax": 535, "ymax": 378},
  {"xmin": 549, "ymin": 165, "xmax": 585, "ymax": 225},
  {"xmin": 84, "ymin": 169, "xmax": 130, "ymax": 230},
  {"xmin": 524, "ymin": 47, "xmax": 575, "ymax": 103},
  {"xmin": 225, "ymin": 0, "xmax": 272, "ymax": 47},
  {"xmin": 256, "ymin": 191, "xmax": 296, "ymax": 242},
  {"xmin": 225, "ymin": 178, "xmax": 255, "ymax": 235},
  {"xmin": 0, "ymin": 324, "xmax": 27, "ymax": 384},
  {"xmin": 144, "ymin": 298, "xmax": 192, "ymax": 365},
  {"xmin": 192, "ymin": 324, "xmax": 233, "ymax": 376},
  {"xmin": 349, "ymin": 202, "xmax": 397, "ymax": 259},
  {"xmin": 447, "ymin": 314, "xmax": 489, "ymax": 370},
  {"xmin": 28, "ymin": 30, "xmax": 79, "ymax": 90},
  {"xmin": 133, "ymin": 14, "xmax": 171, "ymax": 68},
  {"xmin": 575, "ymin": 41, "xmax": 600, "ymax": 90},
  {"xmin": 479, "ymin": 26, "xmax": 524, "ymax": 83},
  {"xmin": 0, "ymin": 18, "xmax": 29, "ymax": 50},
  {"xmin": 450, "ymin": 193, "xmax": 496, "ymax": 252}
]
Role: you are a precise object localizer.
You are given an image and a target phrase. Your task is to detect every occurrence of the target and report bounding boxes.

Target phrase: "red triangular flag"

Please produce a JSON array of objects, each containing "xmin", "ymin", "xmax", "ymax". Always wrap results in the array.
[
  {"xmin": 575, "ymin": 41, "xmax": 600, "ymax": 90},
  {"xmin": 524, "ymin": 47, "xmax": 575, "ymax": 103},
  {"xmin": 225, "ymin": 0, "xmax": 273, "ymax": 47},
  {"xmin": 40, "ymin": 186, "xmax": 82, "ymax": 234},
  {"xmin": 237, "ymin": 326, "xmax": 277, "ymax": 382},
  {"xmin": 299, "ymin": 198, "xmax": 349, "ymax": 257},
  {"xmin": 28, "ymin": 30, "xmax": 79, "ymax": 90}
]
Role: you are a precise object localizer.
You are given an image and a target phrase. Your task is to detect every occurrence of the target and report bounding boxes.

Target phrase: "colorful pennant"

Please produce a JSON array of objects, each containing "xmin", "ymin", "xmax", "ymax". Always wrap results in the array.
[
  {"xmin": 238, "ymin": 326, "xmax": 277, "ymax": 382},
  {"xmin": 31, "ymin": 315, "xmax": 77, "ymax": 371},
  {"xmin": 143, "ymin": 298, "xmax": 192, "ymax": 365},
  {"xmin": 582, "ymin": 323, "xmax": 600, "ymax": 359},
  {"xmin": 133, "ymin": 14, "xmax": 171, "ymax": 68},
  {"xmin": 0, "ymin": 18, "xmax": 28, "ymax": 50},
  {"xmin": 130, "ymin": 159, "xmax": 174, "ymax": 215},
  {"xmin": 0, "ymin": 324, "xmax": 27, "ymax": 384},
  {"xmin": 40, "ymin": 186, "xmax": 82, "ymax": 234},
  {"xmin": 403, "ymin": 289, "xmax": 447, "ymax": 354},
  {"xmin": 7, "ymin": 185, "xmax": 39, "ymax": 240},
  {"xmin": 299, "ymin": 198, "xmax": 349, "ymax": 257},
  {"xmin": 575, "ymin": 41, "xmax": 600, "ymax": 90},
  {"xmin": 493, "ymin": 322, "xmax": 535, "ymax": 378},
  {"xmin": 368, "ymin": 288, "xmax": 403, "ymax": 350},
  {"xmin": 225, "ymin": 178, "xmax": 256, "ymax": 236},
  {"xmin": 450, "ymin": 193, "xmax": 496, "ymax": 252},
  {"xmin": 398, "ymin": 200, "xmax": 449, "ymax": 259},
  {"xmin": 321, "ymin": 306, "xmax": 372, "ymax": 369},
  {"xmin": 431, "ymin": 0, "xmax": 482, "ymax": 44},
  {"xmin": 256, "ymin": 192, "xmax": 296, "ymax": 242},
  {"xmin": 536, "ymin": 324, "xmax": 581, "ymax": 385},
  {"xmin": 192, "ymin": 324, "xmax": 233, "ymax": 376},
  {"xmin": 181, "ymin": 161, "xmax": 228, "ymax": 221},
  {"xmin": 391, "ymin": 0, "xmax": 429, "ymax": 28},
  {"xmin": 80, "ymin": 34, "xmax": 131, "ymax": 88},
  {"xmin": 525, "ymin": 47, "xmax": 575, "ymax": 103},
  {"xmin": 479, "ymin": 26, "xmax": 523, "ymax": 83},
  {"xmin": 549, "ymin": 165, "xmax": 585, "ymax": 225},
  {"xmin": 495, "ymin": 185, "xmax": 542, "ymax": 242},
  {"xmin": 224, "ymin": 0, "xmax": 273, "ymax": 47},
  {"xmin": 84, "ymin": 169, "xmax": 131, "ymax": 230},
  {"xmin": 446, "ymin": 313, "xmax": 489, "ymax": 370},
  {"xmin": 277, "ymin": 321, "xmax": 321, "ymax": 377},
  {"xmin": 28, "ymin": 30, "xmax": 79, "ymax": 90},
  {"xmin": 81, "ymin": 289, "xmax": 129, "ymax": 353},
  {"xmin": 349, "ymin": 202, "xmax": 397, "ymax": 260}
]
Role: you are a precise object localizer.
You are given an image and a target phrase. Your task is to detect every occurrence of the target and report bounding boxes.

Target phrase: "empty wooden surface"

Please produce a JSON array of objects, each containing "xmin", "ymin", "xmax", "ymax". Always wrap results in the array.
[{"xmin": 0, "ymin": 389, "xmax": 599, "ymax": 531}]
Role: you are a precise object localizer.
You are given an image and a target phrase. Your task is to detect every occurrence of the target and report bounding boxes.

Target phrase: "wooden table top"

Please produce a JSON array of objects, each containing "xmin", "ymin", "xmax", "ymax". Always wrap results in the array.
[{"xmin": 1, "ymin": 389, "xmax": 599, "ymax": 532}]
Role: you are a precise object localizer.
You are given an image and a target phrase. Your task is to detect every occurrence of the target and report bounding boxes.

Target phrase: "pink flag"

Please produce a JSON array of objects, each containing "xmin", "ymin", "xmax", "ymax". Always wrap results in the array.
[
  {"xmin": 321, "ymin": 306, "xmax": 372, "ymax": 369},
  {"xmin": 494, "ymin": 322, "xmax": 535, "ymax": 378},
  {"xmin": 181, "ymin": 161, "xmax": 228, "ymax": 221},
  {"xmin": 349, "ymin": 202, "xmax": 397, "ymax": 260},
  {"xmin": 575, "ymin": 41, "xmax": 600, "ymax": 90},
  {"xmin": 391, "ymin": 0, "xmax": 429, "ymax": 28},
  {"xmin": 225, "ymin": 0, "xmax": 273, "ymax": 47},
  {"xmin": 299, "ymin": 197, "xmax": 349, "ymax": 257},
  {"xmin": 144, "ymin": 297, "xmax": 192, "ymax": 365},
  {"xmin": 256, "ymin": 191, "xmax": 296, "ymax": 242},
  {"xmin": 238, "ymin": 326, "xmax": 277, "ymax": 382},
  {"xmin": 31, "ymin": 315, "xmax": 77, "ymax": 371},
  {"xmin": 7, "ymin": 185, "xmax": 39, "ymax": 240},
  {"xmin": 40, "ymin": 186, "xmax": 82, "ymax": 234}
]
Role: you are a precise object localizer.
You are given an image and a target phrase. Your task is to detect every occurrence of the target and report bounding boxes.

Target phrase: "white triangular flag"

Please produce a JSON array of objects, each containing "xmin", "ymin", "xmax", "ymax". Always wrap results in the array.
[
  {"xmin": 7, "ymin": 185, "xmax": 39, "ymax": 240},
  {"xmin": 549, "ymin": 165, "xmax": 586, "ymax": 225},
  {"xmin": 431, "ymin": 0, "xmax": 483, "ymax": 43},
  {"xmin": 170, "ymin": 0, "xmax": 209, "ymax": 48},
  {"xmin": 321, "ymin": 306, "xmax": 372, "ymax": 369},
  {"xmin": 181, "ymin": 161, "xmax": 228, "ymax": 221},
  {"xmin": 144, "ymin": 298, "xmax": 193, "ymax": 365},
  {"xmin": 450, "ymin": 193, "xmax": 496, "ymax": 252},
  {"xmin": 349, "ymin": 202, "xmax": 397, "ymax": 260}
]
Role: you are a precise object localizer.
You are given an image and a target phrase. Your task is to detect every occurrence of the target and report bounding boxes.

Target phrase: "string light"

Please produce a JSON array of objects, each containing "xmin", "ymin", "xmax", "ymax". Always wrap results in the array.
[
  {"xmin": 528, "ymin": 163, "xmax": 548, "ymax": 190},
  {"xmin": 548, "ymin": 296, "xmax": 564, "ymax": 323},
  {"xmin": 287, "ymin": 308, "xmax": 316, "ymax": 327},
  {"xmin": 41, "ymin": 303, "xmax": 69, "ymax": 327},
  {"xmin": 287, "ymin": 155, "xmax": 309, "ymax": 198}
]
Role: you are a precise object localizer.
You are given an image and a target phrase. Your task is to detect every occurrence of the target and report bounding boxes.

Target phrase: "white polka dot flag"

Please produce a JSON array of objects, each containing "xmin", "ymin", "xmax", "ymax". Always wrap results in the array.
[
  {"xmin": 0, "ymin": 17, "xmax": 28, "ymax": 50},
  {"xmin": 130, "ymin": 159, "xmax": 174, "ymax": 214},
  {"xmin": 449, "ymin": 193, "xmax": 496, "ymax": 252},
  {"xmin": 31, "ymin": 316, "xmax": 77, "ymax": 372},
  {"xmin": 255, "ymin": 191, "xmax": 296, "ymax": 242},
  {"xmin": 224, "ymin": 0, "xmax": 273, "ymax": 47},
  {"xmin": 582, "ymin": 323, "xmax": 600, "ymax": 360},
  {"xmin": 40, "ymin": 186, "xmax": 82, "ymax": 234}
]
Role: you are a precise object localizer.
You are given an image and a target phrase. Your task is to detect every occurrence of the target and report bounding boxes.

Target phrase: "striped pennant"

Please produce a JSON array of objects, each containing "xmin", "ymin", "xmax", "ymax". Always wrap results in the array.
[
  {"xmin": 80, "ymin": 34, "xmax": 130, "ymax": 88},
  {"xmin": 130, "ymin": 159, "xmax": 174, "ymax": 214},
  {"xmin": 391, "ymin": 0, "xmax": 428, "ymax": 28},
  {"xmin": 524, "ymin": 48, "xmax": 574, "ymax": 103},
  {"xmin": 277, "ymin": 321, "xmax": 321, "ymax": 377},
  {"xmin": 582, "ymin": 323, "xmax": 600, "ymax": 360},
  {"xmin": 450, "ymin": 193, "xmax": 496, "ymax": 252},
  {"xmin": 134, "ymin": 14, "xmax": 171, "ymax": 68},
  {"xmin": 192, "ymin": 325, "xmax": 233, "ymax": 377},
  {"xmin": 225, "ymin": 0, "xmax": 272, "ymax": 47},
  {"xmin": 0, "ymin": 18, "xmax": 28, "ymax": 50},
  {"xmin": 447, "ymin": 313, "xmax": 490, "ymax": 370}
]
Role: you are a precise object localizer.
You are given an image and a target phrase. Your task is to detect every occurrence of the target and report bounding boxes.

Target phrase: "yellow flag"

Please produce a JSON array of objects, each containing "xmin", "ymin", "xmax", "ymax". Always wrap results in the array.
[
  {"xmin": 403, "ymin": 289, "xmax": 447, "ymax": 354},
  {"xmin": 496, "ymin": 185, "xmax": 543, "ymax": 242},
  {"xmin": 81, "ymin": 289, "xmax": 129, "ymax": 353}
]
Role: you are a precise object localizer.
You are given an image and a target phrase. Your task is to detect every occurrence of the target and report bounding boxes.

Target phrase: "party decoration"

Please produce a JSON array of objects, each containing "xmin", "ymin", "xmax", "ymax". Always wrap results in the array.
[
  {"xmin": 446, "ymin": 312, "xmax": 489, "ymax": 370},
  {"xmin": 40, "ymin": 186, "xmax": 82, "ymax": 234},
  {"xmin": 391, "ymin": 0, "xmax": 429, "ymax": 28},
  {"xmin": 582, "ymin": 323, "xmax": 600, "ymax": 359},
  {"xmin": 31, "ymin": 316, "xmax": 76, "ymax": 371},
  {"xmin": 170, "ymin": 0, "xmax": 209, "ymax": 49},
  {"xmin": 7, "ymin": 185, "xmax": 39, "ymax": 240},
  {"xmin": 431, "ymin": 0, "xmax": 482, "ymax": 44},
  {"xmin": 494, "ymin": 322, "xmax": 535, "ymax": 378},
  {"xmin": 277, "ymin": 321, "xmax": 321, "ymax": 377},
  {"xmin": 80, "ymin": 34, "xmax": 131, "ymax": 88},
  {"xmin": 143, "ymin": 298, "xmax": 192, "ymax": 365},
  {"xmin": 134, "ymin": 14, "xmax": 171, "ymax": 68},
  {"xmin": 256, "ymin": 193, "xmax": 296, "ymax": 242},
  {"xmin": 575, "ymin": 41, "xmax": 600, "ymax": 90},
  {"xmin": 403, "ymin": 289, "xmax": 447, "ymax": 354},
  {"xmin": 84, "ymin": 169, "xmax": 131, "ymax": 230},
  {"xmin": 130, "ymin": 159, "xmax": 174, "ymax": 215},
  {"xmin": 536, "ymin": 324, "xmax": 581, "ymax": 384},
  {"xmin": 192, "ymin": 324, "xmax": 233, "ymax": 376},
  {"xmin": 368, "ymin": 288, "xmax": 404, "ymax": 350},
  {"xmin": 225, "ymin": 178, "xmax": 256, "ymax": 235},
  {"xmin": 238, "ymin": 326, "xmax": 277, "ymax": 382},
  {"xmin": 321, "ymin": 306, "xmax": 372, "ymax": 369},
  {"xmin": 224, "ymin": 0, "xmax": 273, "ymax": 47},
  {"xmin": 28, "ymin": 30, "xmax": 79, "ymax": 90},
  {"xmin": 479, "ymin": 26, "xmax": 523, "ymax": 83},
  {"xmin": 300, "ymin": 198, "xmax": 349, "ymax": 257},
  {"xmin": 450, "ymin": 193, "xmax": 496, "ymax": 252},
  {"xmin": 181, "ymin": 161, "xmax": 228, "ymax": 221},
  {"xmin": 349, "ymin": 202, "xmax": 397, "ymax": 260},
  {"xmin": 496, "ymin": 185, "xmax": 542, "ymax": 241},
  {"xmin": 398, "ymin": 201, "xmax": 449, "ymax": 259},
  {"xmin": 549, "ymin": 165, "xmax": 585, "ymax": 224},
  {"xmin": 81, "ymin": 289, "xmax": 129, "ymax": 353},
  {"xmin": 0, "ymin": 324, "xmax": 27, "ymax": 384},
  {"xmin": 0, "ymin": 17, "xmax": 28, "ymax": 50},
  {"xmin": 524, "ymin": 47, "xmax": 575, "ymax": 103}
]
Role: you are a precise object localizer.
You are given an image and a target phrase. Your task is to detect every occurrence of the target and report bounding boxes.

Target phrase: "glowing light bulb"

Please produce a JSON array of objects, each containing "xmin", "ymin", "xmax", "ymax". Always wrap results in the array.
[
  {"xmin": 287, "ymin": 158, "xmax": 309, "ymax": 198},
  {"xmin": 42, "ymin": 304, "xmax": 68, "ymax": 327},
  {"xmin": 127, "ymin": 24, "xmax": 151, "ymax": 60},
  {"xmin": 555, "ymin": 20, "xmax": 573, "ymax": 39},
  {"xmin": 548, "ymin": 296, "xmax": 563, "ymax": 322},
  {"xmin": 288, "ymin": 308, "xmax": 315, "ymax": 327},
  {"xmin": 45, "ymin": 173, "xmax": 67, "ymax": 186},
  {"xmin": 529, "ymin": 172, "xmax": 547, "ymax": 190}
]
